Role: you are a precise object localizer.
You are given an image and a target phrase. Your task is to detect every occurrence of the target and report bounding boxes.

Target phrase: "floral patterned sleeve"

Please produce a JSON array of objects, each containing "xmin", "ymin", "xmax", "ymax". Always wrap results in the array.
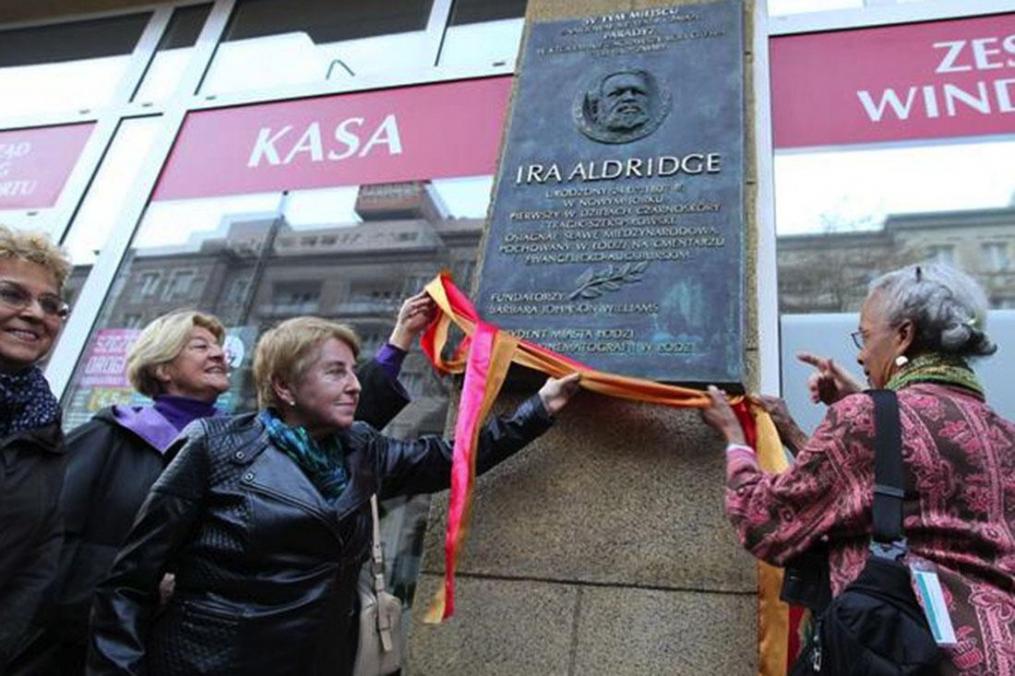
[{"xmin": 725, "ymin": 394, "xmax": 877, "ymax": 566}]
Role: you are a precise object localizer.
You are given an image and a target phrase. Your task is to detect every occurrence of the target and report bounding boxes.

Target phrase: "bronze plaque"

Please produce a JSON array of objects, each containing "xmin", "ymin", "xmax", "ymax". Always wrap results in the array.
[{"xmin": 477, "ymin": 1, "xmax": 745, "ymax": 383}]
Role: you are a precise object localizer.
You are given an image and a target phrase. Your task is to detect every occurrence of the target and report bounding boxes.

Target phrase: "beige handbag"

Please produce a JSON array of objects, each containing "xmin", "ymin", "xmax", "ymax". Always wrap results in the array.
[{"xmin": 352, "ymin": 495, "xmax": 403, "ymax": 676}]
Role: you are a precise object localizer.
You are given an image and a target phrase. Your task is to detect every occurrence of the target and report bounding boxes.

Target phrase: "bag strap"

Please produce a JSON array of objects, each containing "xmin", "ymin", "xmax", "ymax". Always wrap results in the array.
[
  {"xmin": 369, "ymin": 494, "xmax": 386, "ymax": 585},
  {"xmin": 868, "ymin": 390, "xmax": 908, "ymax": 560},
  {"xmin": 369, "ymin": 494, "xmax": 396, "ymax": 652}
]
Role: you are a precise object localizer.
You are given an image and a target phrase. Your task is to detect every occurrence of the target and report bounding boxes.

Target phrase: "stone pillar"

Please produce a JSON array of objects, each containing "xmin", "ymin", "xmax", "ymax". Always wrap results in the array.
[{"xmin": 407, "ymin": 1, "xmax": 763, "ymax": 673}]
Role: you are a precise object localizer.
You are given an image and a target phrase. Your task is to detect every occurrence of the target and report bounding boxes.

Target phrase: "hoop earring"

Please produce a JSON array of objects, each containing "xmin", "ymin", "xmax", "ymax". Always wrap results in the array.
[{"xmin": 894, "ymin": 355, "xmax": 909, "ymax": 368}]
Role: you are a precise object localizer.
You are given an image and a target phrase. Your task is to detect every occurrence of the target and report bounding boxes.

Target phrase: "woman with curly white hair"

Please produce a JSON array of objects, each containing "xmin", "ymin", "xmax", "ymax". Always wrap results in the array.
[
  {"xmin": 0, "ymin": 225, "xmax": 71, "ymax": 670},
  {"xmin": 703, "ymin": 263, "xmax": 1014, "ymax": 675}
]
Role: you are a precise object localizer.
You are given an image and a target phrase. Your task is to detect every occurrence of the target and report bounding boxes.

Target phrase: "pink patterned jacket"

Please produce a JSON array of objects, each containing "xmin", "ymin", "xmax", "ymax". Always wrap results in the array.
[{"xmin": 726, "ymin": 383, "xmax": 1015, "ymax": 675}]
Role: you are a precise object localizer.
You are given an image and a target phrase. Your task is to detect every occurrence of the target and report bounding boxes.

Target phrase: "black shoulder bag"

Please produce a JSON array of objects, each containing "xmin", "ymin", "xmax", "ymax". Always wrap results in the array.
[{"xmin": 790, "ymin": 390, "xmax": 942, "ymax": 676}]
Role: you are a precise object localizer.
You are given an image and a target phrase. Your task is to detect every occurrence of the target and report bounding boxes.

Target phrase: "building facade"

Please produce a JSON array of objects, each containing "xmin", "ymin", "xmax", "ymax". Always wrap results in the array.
[{"xmin": 2, "ymin": 0, "xmax": 1013, "ymax": 673}]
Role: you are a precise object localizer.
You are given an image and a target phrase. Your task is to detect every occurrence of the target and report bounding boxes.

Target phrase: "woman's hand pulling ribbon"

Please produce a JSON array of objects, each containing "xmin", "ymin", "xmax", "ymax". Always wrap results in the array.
[{"xmin": 417, "ymin": 272, "xmax": 779, "ymax": 626}]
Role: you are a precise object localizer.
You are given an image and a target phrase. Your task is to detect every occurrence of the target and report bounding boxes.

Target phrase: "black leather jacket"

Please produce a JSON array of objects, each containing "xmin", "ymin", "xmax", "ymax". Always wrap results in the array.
[
  {"xmin": 0, "ymin": 421, "xmax": 65, "ymax": 666},
  {"xmin": 87, "ymin": 395, "xmax": 553, "ymax": 676},
  {"xmin": 46, "ymin": 358, "xmax": 408, "ymax": 650}
]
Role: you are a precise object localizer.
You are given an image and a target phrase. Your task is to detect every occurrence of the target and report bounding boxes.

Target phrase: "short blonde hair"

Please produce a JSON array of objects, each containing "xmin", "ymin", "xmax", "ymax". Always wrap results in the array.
[
  {"xmin": 0, "ymin": 225, "xmax": 72, "ymax": 290},
  {"xmin": 126, "ymin": 310, "xmax": 226, "ymax": 397},
  {"xmin": 253, "ymin": 316, "xmax": 360, "ymax": 409}
]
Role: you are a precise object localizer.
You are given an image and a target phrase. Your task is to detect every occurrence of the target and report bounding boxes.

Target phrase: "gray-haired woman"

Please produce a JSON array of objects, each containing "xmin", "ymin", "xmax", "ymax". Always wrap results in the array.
[{"xmin": 702, "ymin": 263, "xmax": 1014, "ymax": 675}]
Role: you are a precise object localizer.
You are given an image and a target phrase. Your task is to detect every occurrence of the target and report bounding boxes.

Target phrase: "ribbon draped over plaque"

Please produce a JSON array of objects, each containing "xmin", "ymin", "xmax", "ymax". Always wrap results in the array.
[{"xmin": 418, "ymin": 273, "xmax": 791, "ymax": 674}]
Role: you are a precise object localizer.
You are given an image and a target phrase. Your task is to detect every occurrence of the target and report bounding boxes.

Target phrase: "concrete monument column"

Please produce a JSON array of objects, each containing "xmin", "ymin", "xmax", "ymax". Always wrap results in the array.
[{"xmin": 408, "ymin": 1, "xmax": 766, "ymax": 673}]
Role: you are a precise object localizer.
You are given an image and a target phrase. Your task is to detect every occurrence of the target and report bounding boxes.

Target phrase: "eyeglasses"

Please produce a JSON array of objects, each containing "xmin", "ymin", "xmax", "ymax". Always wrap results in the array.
[
  {"xmin": 850, "ymin": 330, "xmax": 865, "ymax": 350},
  {"xmin": 0, "ymin": 280, "xmax": 70, "ymax": 320}
]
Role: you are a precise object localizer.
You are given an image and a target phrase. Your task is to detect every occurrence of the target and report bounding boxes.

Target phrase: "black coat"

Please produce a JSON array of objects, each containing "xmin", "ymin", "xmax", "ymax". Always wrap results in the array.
[
  {"xmin": 45, "ymin": 408, "xmax": 171, "ymax": 650},
  {"xmin": 87, "ymin": 395, "xmax": 552, "ymax": 676},
  {"xmin": 0, "ymin": 421, "xmax": 65, "ymax": 666},
  {"xmin": 47, "ymin": 359, "xmax": 409, "ymax": 648}
]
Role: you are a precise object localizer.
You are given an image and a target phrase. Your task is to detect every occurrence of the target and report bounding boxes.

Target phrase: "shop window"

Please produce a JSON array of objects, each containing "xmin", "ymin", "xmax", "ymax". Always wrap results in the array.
[
  {"xmin": 15, "ymin": 117, "xmax": 159, "ymax": 367},
  {"xmin": 201, "ymin": 0, "xmax": 434, "ymax": 95},
  {"xmin": 61, "ymin": 174, "xmax": 495, "ymax": 598},
  {"xmin": 773, "ymin": 14, "xmax": 1015, "ymax": 436},
  {"xmin": 438, "ymin": 0, "xmax": 527, "ymax": 68},
  {"xmin": 59, "ymin": 79, "xmax": 509, "ymax": 608},
  {"xmin": 132, "ymin": 3, "xmax": 212, "ymax": 103},
  {"xmin": 62, "ymin": 117, "xmax": 161, "ymax": 266},
  {"xmin": 0, "ymin": 13, "xmax": 151, "ymax": 122},
  {"xmin": 775, "ymin": 140, "xmax": 1015, "ymax": 314}
]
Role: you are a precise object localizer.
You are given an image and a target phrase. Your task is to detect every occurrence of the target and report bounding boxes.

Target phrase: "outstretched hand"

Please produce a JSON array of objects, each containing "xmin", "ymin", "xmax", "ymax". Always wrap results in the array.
[
  {"xmin": 797, "ymin": 352, "xmax": 864, "ymax": 405},
  {"xmin": 752, "ymin": 393, "xmax": 808, "ymax": 454},
  {"xmin": 388, "ymin": 291, "xmax": 437, "ymax": 351},
  {"xmin": 700, "ymin": 385, "xmax": 746, "ymax": 445},
  {"xmin": 538, "ymin": 372, "xmax": 581, "ymax": 416}
]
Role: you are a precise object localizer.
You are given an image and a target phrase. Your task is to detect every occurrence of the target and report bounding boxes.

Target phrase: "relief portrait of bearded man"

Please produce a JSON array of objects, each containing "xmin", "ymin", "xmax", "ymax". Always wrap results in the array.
[{"xmin": 574, "ymin": 68, "xmax": 670, "ymax": 144}]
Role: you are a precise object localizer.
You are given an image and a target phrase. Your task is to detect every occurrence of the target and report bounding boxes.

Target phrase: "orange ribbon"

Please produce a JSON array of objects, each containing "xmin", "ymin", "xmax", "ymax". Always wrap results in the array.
[{"xmin": 418, "ymin": 273, "xmax": 789, "ymax": 674}]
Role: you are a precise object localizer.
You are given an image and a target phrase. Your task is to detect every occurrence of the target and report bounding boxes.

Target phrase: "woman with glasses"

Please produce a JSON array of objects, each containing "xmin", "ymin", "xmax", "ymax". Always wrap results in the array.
[
  {"xmin": 0, "ymin": 226, "xmax": 72, "ymax": 671},
  {"xmin": 701, "ymin": 263, "xmax": 1014, "ymax": 675},
  {"xmin": 23, "ymin": 293, "xmax": 434, "ymax": 675}
]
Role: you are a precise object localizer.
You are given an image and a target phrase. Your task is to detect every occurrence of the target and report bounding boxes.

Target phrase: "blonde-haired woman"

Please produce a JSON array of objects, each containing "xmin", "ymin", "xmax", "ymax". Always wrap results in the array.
[
  {"xmin": 0, "ymin": 226, "xmax": 71, "ymax": 670},
  {"xmin": 39, "ymin": 294, "xmax": 432, "ymax": 675},
  {"xmin": 23, "ymin": 310, "xmax": 230, "ymax": 673},
  {"xmin": 88, "ymin": 315, "xmax": 580, "ymax": 676}
]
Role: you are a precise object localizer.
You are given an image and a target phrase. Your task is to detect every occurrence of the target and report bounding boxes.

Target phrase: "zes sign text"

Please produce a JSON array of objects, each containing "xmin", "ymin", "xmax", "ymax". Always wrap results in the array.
[{"xmin": 771, "ymin": 13, "xmax": 1015, "ymax": 148}]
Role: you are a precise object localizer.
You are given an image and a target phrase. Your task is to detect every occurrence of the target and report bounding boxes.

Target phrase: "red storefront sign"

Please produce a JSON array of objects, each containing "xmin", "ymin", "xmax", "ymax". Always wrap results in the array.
[
  {"xmin": 0, "ymin": 123, "xmax": 94, "ymax": 209},
  {"xmin": 153, "ymin": 77, "xmax": 513, "ymax": 201},
  {"xmin": 771, "ymin": 13, "xmax": 1015, "ymax": 148}
]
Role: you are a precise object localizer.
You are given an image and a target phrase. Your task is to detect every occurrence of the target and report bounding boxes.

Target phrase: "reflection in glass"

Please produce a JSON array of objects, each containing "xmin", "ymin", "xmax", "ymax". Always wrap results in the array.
[
  {"xmin": 0, "ymin": 211, "xmax": 61, "ymax": 241},
  {"xmin": 439, "ymin": 0, "xmax": 526, "ymax": 68},
  {"xmin": 132, "ymin": 4, "xmax": 211, "ymax": 103},
  {"xmin": 61, "ymin": 175, "xmax": 493, "ymax": 606},
  {"xmin": 775, "ymin": 139, "xmax": 1015, "ymax": 312},
  {"xmin": 0, "ymin": 13, "xmax": 150, "ymax": 120},
  {"xmin": 201, "ymin": 0, "xmax": 433, "ymax": 95},
  {"xmin": 61, "ymin": 117, "xmax": 162, "ymax": 308}
]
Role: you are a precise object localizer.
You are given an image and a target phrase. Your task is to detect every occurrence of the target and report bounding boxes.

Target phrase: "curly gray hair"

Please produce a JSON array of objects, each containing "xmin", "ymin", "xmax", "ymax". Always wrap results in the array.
[{"xmin": 868, "ymin": 263, "xmax": 996, "ymax": 358}]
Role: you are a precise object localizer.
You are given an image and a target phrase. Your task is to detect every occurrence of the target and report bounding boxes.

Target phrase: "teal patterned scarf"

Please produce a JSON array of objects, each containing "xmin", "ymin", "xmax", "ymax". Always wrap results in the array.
[
  {"xmin": 259, "ymin": 409, "xmax": 349, "ymax": 502},
  {"xmin": 885, "ymin": 353, "xmax": 984, "ymax": 400}
]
